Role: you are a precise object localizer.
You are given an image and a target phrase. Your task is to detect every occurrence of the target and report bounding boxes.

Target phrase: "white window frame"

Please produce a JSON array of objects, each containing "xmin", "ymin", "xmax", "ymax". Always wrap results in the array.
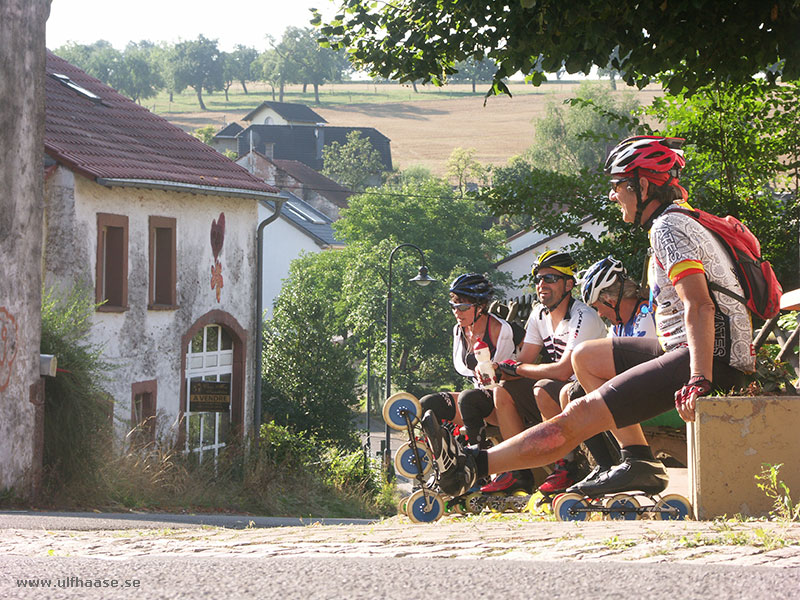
[{"xmin": 185, "ymin": 324, "xmax": 233, "ymax": 464}]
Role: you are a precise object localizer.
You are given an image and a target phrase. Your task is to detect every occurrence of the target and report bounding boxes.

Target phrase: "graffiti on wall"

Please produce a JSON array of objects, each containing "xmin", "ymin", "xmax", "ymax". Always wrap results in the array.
[
  {"xmin": 210, "ymin": 213, "xmax": 225, "ymax": 303},
  {"xmin": 0, "ymin": 307, "xmax": 18, "ymax": 391}
]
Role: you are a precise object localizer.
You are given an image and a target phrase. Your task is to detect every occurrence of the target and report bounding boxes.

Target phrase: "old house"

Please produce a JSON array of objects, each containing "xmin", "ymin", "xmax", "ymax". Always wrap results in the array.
[
  {"xmin": 237, "ymin": 151, "xmax": 351, "ymax": 221},
  {"xmin": 233, "ymin": 123, "xmax": 392, "ymax": 174},
  {"xmin": 43, "ymin": 52, "xmax": 282, "ymax": 460}
]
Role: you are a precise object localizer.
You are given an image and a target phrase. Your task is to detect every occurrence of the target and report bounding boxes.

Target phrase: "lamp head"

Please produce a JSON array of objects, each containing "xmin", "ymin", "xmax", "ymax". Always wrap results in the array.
[{"xmin": 410, "ymin": 265, "xmax": 436, "ymax": 287}]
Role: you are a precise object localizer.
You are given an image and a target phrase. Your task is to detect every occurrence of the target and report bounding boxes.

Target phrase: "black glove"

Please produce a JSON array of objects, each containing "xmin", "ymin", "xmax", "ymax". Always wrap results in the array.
[{"xmin": 496, "ymin": 359, "xmax": 521, "ymax": 377}]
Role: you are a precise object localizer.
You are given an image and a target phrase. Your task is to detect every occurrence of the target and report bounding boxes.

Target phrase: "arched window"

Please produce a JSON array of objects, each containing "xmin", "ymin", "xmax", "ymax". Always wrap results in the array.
[{"xmin": 185, "ymin": 324, "xmax": 233, "ymax": 463}]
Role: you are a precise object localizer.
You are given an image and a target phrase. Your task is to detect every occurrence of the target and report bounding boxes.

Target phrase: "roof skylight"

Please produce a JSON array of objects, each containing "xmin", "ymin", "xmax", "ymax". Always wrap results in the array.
[{"xmin": 49, "ymin": 73, "xmax": 103, "ymax": 103}]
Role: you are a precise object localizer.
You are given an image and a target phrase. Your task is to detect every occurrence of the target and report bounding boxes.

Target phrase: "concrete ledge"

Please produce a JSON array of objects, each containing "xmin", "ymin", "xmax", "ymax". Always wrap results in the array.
[{"xmin": 689, "ymin": 395, "xmax": 800, "ymax": 520}]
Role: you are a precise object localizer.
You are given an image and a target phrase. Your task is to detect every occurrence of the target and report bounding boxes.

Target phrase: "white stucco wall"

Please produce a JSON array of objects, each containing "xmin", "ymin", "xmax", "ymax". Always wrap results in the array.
[
  {"xmin": 258, "ymin": 201, "xmax": 325, "ymax": 320},
  {"xmin": 249, "ymin": 108, "xmax": 289, "ymax": 126},
  {"xmin": 43, "ymin": 168, "xmax": 259, "ymax": 441}
]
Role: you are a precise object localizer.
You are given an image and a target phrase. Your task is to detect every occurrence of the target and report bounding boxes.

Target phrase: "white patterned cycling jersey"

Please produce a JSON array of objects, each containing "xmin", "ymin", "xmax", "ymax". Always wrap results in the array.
[
  {"xmin": 524, "ymin": 298, "xmax": 607, "ymax": 369},
  {"xmin": 648, "ymin": 204, "xmax": 755, "ymax": 373}
]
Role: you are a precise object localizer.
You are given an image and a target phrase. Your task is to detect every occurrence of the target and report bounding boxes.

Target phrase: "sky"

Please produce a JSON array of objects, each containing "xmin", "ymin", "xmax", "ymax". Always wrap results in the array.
[{"xmin": 46, "ymin": 0, "xmax": 340, "ymax": 52}]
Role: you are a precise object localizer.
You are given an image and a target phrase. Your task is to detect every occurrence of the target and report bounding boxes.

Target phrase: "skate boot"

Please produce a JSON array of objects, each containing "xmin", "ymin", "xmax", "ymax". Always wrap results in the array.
[
  {"xmin": 421, "ymin": 410, "xmax": 477, "ymax": 497},
  {"xmin": 480, "ymin": 470, "xmax": 534, "ymax": 494},
  {"xmin": 578, "ymin": 457, "xmax": 669, "ymax": 497},
  {"xmin": 565, "ymin": 465, "xmax": 611, "ymax": 495},
  {"xmin": 538, "ymin": 458, "xmax": 578, "ymax": 495}
]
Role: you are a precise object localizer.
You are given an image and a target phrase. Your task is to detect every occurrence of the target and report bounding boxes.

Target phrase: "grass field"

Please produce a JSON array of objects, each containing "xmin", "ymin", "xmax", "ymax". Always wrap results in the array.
[{"xmin": 160, "ymin": 80, "xmax": 663, "ymax": 176}]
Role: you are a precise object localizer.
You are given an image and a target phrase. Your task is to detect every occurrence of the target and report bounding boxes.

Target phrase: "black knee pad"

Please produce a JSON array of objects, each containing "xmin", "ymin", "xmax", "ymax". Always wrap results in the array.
[
  {"xmin": 458, "ymin": 388, "xmax": 494, "ymax": 444},
  {"xmin": 419, "ymin": 392, "xmax": 456, "ymax": 422}
]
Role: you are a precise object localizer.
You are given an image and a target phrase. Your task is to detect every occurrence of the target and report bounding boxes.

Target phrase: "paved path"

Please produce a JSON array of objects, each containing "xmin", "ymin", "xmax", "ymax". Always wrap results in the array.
[{"xmin": 1, "ymin": 510, "xmax": 798, "ymax": 568}]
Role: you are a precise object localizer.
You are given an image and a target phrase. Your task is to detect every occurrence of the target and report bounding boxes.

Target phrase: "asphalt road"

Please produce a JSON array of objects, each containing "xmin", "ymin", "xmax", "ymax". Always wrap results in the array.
[{"xmin": 3, "ymin": 555, "xmax": 799, "ymax": 600}]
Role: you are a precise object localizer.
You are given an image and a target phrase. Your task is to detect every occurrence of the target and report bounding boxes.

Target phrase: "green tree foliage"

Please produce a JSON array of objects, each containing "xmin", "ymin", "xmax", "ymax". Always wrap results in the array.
[
  {"xmin": 645, "ymin": 80, "xmax": 800, "ymax": 288},
  {"xmin": 334, "ymin": 177, "xmax": 510, "ymax": 394},
  {"xmin": 322, "ymin": 130, "xmax": 385, "ymax": 192},
  {"xmin": 261, "ymin": 251, "xmax": 359, "ymax": 449},
  {"xmin": 482, "ymin": 81, "xmax": 800, "ymax": 288},
  {"xmin": 55, "ymin": 40, "xmax": 123, "ymax": 87},
  {"xmin": 54, "ymin": 40, "xmax": 162, "ymax": 103},
  {"xmin": 172, "ymin": 35, "xmax": 224, "ymax": 110},
  {"xmin": 313, "ymin": 1, "xmax": 799, "ymax": 96},
  {"xmin": 525, "ymin": 81, "xmax": 639, "ymax": 174},
  {"xmin": 280, "ymin": 27, "xmax": 350, "ymax": 104},
  {"xmin": 228, "ymin": 45, "xmax": 258, "ymax": 94},
  {"xmin": 447, "ymin": 147, "xmax": 489, "ymax": 197},
  {"xmin": 120, "ymin": 41, "xmax": 163, "ymax": 102},
  {"xmin": 252, "ymin": 49, "xmax": 284, "ymax": 101}
]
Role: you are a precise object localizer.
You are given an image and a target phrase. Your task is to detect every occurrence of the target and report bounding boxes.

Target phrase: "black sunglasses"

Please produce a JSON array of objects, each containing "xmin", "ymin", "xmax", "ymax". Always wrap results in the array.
[
  {"xmin": 610, "ymin": 178, "xmax": 633, "ymax": 194},
  {"xmin": 449, "ymin": 301, "xmax": 475, "ymax": 312},
  {"xmin": 533, "ymin": 273, "xmax": 566, "ymax": 285}
]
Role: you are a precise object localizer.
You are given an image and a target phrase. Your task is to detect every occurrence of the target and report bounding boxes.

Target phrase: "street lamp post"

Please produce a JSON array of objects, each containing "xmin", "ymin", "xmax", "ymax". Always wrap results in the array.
[{"xmin": 385, "ymin": 243, "xmax": 436, "ymax": 476}]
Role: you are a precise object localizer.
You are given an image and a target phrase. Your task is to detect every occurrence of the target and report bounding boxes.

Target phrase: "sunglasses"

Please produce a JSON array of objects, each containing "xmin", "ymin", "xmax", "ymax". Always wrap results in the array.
[
  {"xmin": 449, "ymin": 301, "xmax": 476, "ymax": 312},
  {"xmin": 533, "ymin": 273, "xmax": 566, "ymax": 285},
  {"xmin": 610, "ymin": 178, "xmax": 633, "ymax": 194}
]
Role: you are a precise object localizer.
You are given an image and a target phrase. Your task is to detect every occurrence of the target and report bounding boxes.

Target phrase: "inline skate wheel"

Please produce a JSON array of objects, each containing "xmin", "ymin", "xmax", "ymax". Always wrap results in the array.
[
  {"xmin": 487, "ymin": 493, "xmax": 507, "ymax": 513},
  {"xmin": 464, "ymin": 492, "xmax": 486, "ymax": 514},
  {"xmin": 553, "ymin": 492, "xmax": 591, "ymax": 522},
  {"xmin": 406, "ymin": 489, "xmax": 445, "ymax": 523},
  {"xmin": 507, "ymin": 492, "xmax": 531, "ymax": 512},
  {"xmin": 397, "ymin": 495, "xmax": 411, "ymax": 516},
  {"xmin": 654, "ymin": 494, "xmax": 691, "ymax": 520},
  {"xmin": 382, "ymin": 392, "xmax": 422, "ymax": 431},
  {"xmin": 394, "ymin": 441, "xmax": 433, "ymax": 479},
  {"xmin": 604, "ymin": 494, "xmax": 641, "ymax": 520}
]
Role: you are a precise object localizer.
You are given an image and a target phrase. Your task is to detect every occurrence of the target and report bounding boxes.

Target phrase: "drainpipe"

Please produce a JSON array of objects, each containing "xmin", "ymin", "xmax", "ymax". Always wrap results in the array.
[{"xmin": 254, "ymin": 192, "xmax": 288, "ymax": 447}]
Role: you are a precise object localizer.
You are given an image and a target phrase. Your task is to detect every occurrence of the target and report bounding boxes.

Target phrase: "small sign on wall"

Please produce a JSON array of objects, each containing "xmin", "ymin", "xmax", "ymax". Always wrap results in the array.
[{"xmin": 189, "ymin": 380, "xmax": 231, "ymax": 412}]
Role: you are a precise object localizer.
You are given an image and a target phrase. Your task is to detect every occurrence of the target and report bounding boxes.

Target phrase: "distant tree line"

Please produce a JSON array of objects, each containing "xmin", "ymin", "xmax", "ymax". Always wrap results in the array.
[{"xmin": 54, "ymin": 28, "xmax": 501, "ymax": 109}]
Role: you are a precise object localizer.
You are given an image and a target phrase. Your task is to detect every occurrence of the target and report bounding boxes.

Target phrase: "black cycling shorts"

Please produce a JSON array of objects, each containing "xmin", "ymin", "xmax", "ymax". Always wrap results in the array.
[
  {"xmin": 500, "ymin": 377, "xmax": 542, "ymax": 427},
  {"xmin": 598, "ymin": 340, "xmax": 747, "ymax": 429}
]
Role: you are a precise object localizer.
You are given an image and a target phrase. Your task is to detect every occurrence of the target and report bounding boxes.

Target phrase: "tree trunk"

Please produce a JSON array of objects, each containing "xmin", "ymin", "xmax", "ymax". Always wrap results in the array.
[
  {"xmin": 0, "ymin": 0, "xmax": 50, "ymax": 498},
  {"xmin": 279, "ymin": 80, "xmax": 285, "ymax": 103},
  {"xmin": 240, "ymin": 80, "xmax": 248, "ymax": 94},
  {"xmin": 472, "ymin": 78, "xmax": 476, "ymax": 93},
  {"xmin": 224, "ymin": 84, "xmax": 230, "ymax": 102},
  {"xmin": 313, "ymin": 83, "xmax": 320, "ymax": 105},
  {"xmin": 270, "ymin": 84, "xmax": 276, "ymax": 101},
  {"xmin": 303, "ymin": 83, "xmax": 307, "ymax": 93},
  {"xmin": 412, "ymin": 81, "xmax": 418, "ymax": 93},
  {"xmin": 194, "ymin": 86, "xmax": 207, "ymax": 110}
]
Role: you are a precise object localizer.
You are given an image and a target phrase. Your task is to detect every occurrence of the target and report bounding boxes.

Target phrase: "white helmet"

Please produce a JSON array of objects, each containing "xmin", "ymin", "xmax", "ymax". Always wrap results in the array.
[{"xmin": 580, "ymin": 257, "xmax": 627, "ymax": 306}]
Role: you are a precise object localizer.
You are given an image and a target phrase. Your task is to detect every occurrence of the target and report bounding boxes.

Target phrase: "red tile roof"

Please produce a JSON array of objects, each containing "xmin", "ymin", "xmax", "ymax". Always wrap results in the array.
[
  {"xmin": 44, "ymin": 51, "xmax": 279, "ymax": 197},
  {"xmin": 271, "ymin": 159, "xmax": 352, "ymax": 208}
]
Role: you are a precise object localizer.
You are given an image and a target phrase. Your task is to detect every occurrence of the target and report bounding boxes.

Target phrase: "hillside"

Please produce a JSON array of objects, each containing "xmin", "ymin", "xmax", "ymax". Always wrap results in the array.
[{"xmin": 163, "ymin": 82, "xmax": 663, "ymax": 176}]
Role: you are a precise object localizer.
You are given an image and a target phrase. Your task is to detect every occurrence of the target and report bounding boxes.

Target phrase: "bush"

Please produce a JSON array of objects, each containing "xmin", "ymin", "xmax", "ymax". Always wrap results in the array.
[{"xmin": 39, "ymin": 285, "xmax": 115, "ymax": 504}]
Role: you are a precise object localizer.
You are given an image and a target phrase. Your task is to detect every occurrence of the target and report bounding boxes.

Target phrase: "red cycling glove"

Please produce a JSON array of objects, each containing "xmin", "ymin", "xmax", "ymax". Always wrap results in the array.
[{"xmin": 675, "ymin": 375, "xmax": 712, "ymax": 408}]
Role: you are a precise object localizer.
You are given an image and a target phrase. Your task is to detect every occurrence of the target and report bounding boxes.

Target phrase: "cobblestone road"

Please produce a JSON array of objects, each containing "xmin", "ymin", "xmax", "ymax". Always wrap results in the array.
[{"xmin": 3, "ymin": 514, "xmax": 799, "ymax": 568}]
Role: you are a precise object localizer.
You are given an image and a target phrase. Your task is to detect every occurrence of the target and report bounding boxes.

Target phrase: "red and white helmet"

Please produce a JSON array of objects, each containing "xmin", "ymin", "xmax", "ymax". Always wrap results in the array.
[{"xmin": 604, "ymin": 136, "xmax": 686, "ymax": 178}]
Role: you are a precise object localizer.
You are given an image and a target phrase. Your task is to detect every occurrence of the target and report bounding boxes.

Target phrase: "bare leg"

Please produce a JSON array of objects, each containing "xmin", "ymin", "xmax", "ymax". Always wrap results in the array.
[
  {"xmin": 571, "ymin": 340, "xmax": 649, "ymax": 447},
  {"xmin": 493, "ymin": 385, "xmax": 526, "ymax": 441},
  {"xmin": 534, "ymin": 386, "xmax": 561, "ymax": 420},
  {"xmin": 486, "ymin": 392, "xmax": 616, "ymax": 474}
]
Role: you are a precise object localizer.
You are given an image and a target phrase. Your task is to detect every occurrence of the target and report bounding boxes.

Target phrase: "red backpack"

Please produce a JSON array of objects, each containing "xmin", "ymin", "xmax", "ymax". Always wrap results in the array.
[{"xmin": 673, "ymin": 208, "xmax": 783, "ymax": 319}]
